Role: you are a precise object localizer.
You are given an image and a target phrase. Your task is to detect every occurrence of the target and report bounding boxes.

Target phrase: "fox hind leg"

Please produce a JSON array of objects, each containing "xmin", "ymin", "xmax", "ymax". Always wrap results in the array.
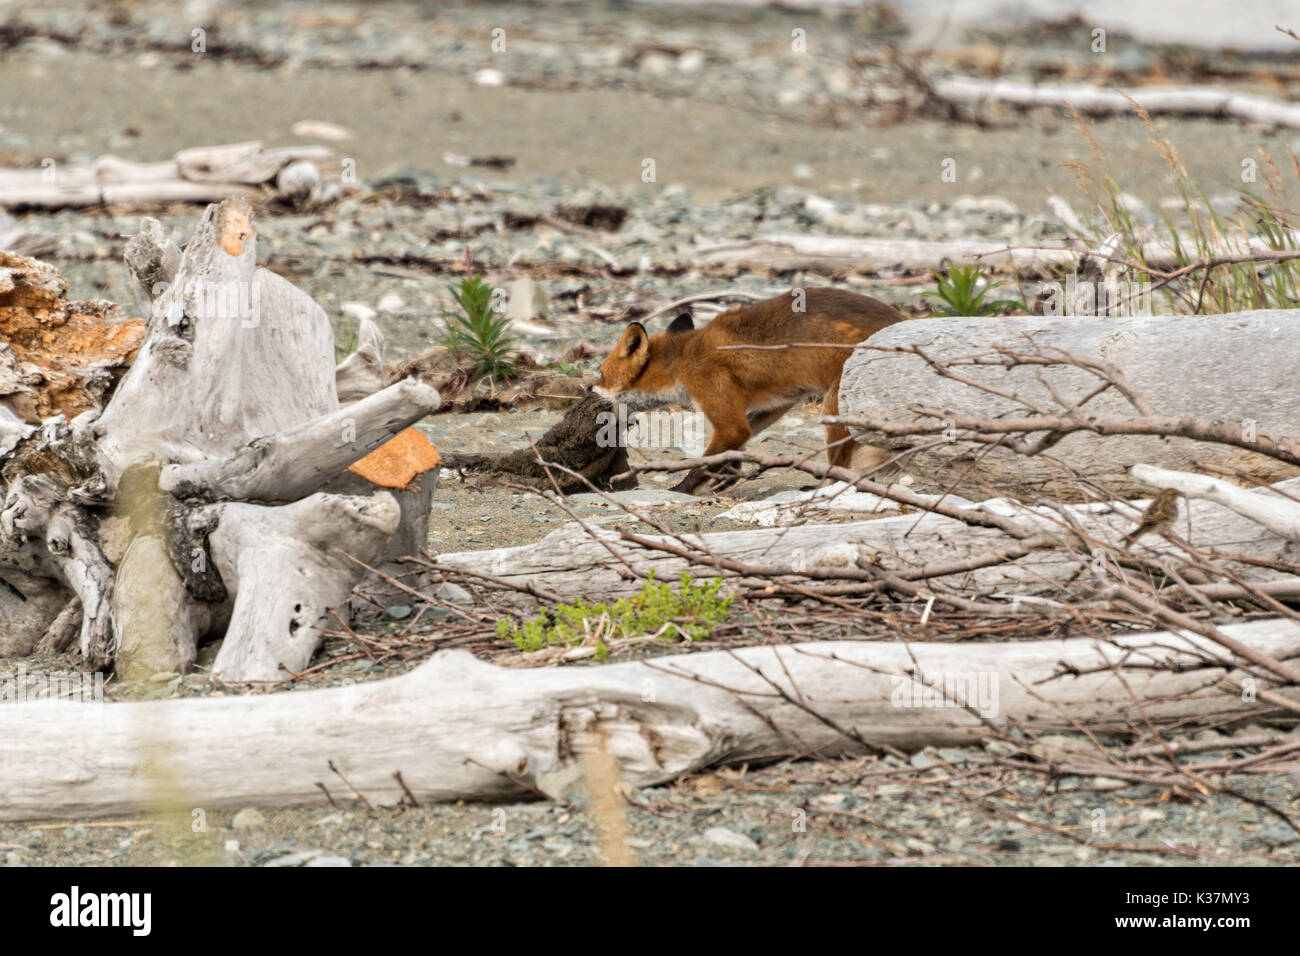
[{"xmin": 821, "ymin": 376, "xmax": 855, "ymax": 470}]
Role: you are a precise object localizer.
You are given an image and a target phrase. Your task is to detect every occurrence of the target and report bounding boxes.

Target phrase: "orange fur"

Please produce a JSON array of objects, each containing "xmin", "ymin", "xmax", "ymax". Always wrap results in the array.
[{"xmin": 595, "ymin": 288, "xmax": 906, "ymax": 493}]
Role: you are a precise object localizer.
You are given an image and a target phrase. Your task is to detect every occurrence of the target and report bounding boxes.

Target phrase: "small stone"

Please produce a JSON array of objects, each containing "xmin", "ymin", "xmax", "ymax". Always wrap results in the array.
[
  {"xmin": 506, "ymin": 277, "xmax": 549, "ymax": 321},
  {"xmin": 376, "ymin": 292, "xmax": 405, "ymax": 313},
  {"xmin": 677, "ymin": 50, "xmax": 705, "ymax": 72},
  {"xmin": 432, "ymin": 583, "xmax": 472, "ymax": 603},
  {"xmin": 342, "ymin": 302, "xmax": 376, "ymax": 324},
  {"xmin": 305, "ymin": 856, "xmax": 353, "ymax": 867},
  {"xmin": 290, "ymin": 120, "xmax": 353, "ymax": 142},
  {"xmin": 1091, "ymin": 777, "xmax": 1127, "ymax": 789},
  {"xmin": 384, "ymin": 604, "xmax": 412, "ymax": 621},
  {"xmin": 535, "ymin": 764, "xmax": 586, "ymax": 802},
  {"xmin": 474, "ymin": 68, "xmax": 505, "ymax": 87},
  {"xmin": 568, "ymin": 490, "xmax": 697, "ymax": 507},
  {"xmin": 276, "ymin": 161, "xmax": 321, "ymax": 204},
  {"xmin": 638, "ymin": 51, "xmax": 674, "ymax": 74},
  {"xmin": 703, "ymin": 827, "xmax": 760, "ymax": 853},
  {"xmin": 232, "ymin": 808, "xmax": 265, "ymax": 830}
]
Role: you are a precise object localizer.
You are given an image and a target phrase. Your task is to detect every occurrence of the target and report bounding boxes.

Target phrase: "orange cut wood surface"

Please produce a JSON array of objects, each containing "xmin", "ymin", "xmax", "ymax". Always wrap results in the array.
[
  {"xmin": 347, "ymin": 427, "xmax": 440, "ymax": 489},
  {"xmin": 1, "ymin": 252, "xmax": 145, "ymax": 422}
]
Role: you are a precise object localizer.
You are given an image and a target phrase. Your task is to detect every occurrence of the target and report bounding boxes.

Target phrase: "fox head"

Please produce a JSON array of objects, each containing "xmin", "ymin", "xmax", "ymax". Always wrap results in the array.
[{"xmin": 594, "ymin": 312, "xmax": 694, "ymax": 399}]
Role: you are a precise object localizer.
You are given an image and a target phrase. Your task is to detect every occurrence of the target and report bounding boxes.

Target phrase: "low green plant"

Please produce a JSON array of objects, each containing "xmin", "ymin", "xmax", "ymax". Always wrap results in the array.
[
  {"xmin": 440, "ymin": 254, "xmax": 517, "ymax": 379},
  {"xmin": 333, "ymin": 320, "xmax": 358, "ymax": 364},
  {"xmin": 495, "ymin": 571, "xmax": 735, "ymax": 655},
  {"xmin": 922, "ymin": 263, "xmax": 1021, "ymax": 316}
]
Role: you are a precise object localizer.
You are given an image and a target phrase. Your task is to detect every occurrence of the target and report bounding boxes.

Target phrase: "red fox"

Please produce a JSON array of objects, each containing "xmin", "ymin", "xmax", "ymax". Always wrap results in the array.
[{"xmin": 594, "ymin": 287, "xmax": 907, "ymax": 494}]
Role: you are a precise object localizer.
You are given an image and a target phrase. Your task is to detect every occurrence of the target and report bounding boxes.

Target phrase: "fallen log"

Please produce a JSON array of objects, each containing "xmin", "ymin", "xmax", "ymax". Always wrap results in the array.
[
  {"xmin": 837, "ymin": 310, "xmax": 1300, "ymax": 498},
  {"xmin": 434, "ymin": 476, "xmax": 1298, "ymax": 601},
  {"xmin": 2, "ymin": 619, "xmax": 1297, "ymax": 820}
]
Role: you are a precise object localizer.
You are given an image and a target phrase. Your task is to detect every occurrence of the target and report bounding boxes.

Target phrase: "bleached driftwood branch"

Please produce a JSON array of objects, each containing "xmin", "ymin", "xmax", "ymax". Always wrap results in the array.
[
  {"xmin": 159, "ymin": 378, "xmax": 441, "ymax": 503},
  {"xmin": 693, "ymin": 234, "xmax": 1077, "ymax": 277},
  {"xmin": 692, "ymin": 231, "xmax": 1300, "ymax": 278},
  {"xmin": 0, "ymin": 142, "xmax": 337, "ymax": 210},
  {"xmin": 1131, "ymin": 464, "xmax": 1300, "ymax": 543},
  {"xmin": 334, "ymin": 317, "xmax": 386, "ymax": 403},
  {"xmin": 934, "ymin": 77, "xmax": 1300, "ymax": 130}
]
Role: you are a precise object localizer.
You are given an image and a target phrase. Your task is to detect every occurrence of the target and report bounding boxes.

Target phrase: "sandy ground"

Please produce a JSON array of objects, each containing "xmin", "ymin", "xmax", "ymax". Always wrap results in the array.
[{"xmin": 2, "ymin": 49, "xmax": 1295, "ymax": 206}]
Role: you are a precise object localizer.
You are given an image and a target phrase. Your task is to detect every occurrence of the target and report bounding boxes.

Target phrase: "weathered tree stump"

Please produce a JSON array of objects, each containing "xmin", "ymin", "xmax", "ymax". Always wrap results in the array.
[{"xmin": 0, "ymin": 198, "xmax": 441, "ymax": 681}]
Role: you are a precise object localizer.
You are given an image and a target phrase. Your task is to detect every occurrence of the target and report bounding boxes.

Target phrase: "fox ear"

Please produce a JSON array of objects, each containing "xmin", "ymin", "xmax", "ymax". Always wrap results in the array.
[
  {"xmin": 666, "ymin": 312, "xmax": 694, "ymax": 334},
  {"xmin": 619, "ymin": 322, "xmax": 648, "ymax": 356}
]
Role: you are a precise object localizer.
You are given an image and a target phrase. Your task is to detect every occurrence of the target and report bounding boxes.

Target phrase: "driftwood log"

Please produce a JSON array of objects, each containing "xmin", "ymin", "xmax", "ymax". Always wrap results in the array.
[
  {"xmin": 1, "ymin": 619, "xmax": 1297, "ymax": 820},
  {"xmin": 691, "ymin": 233, "xmax": 1297, "ymax": 278},
  {"xmin": 837, "ymin": 311, "xmax": 1300, "ymax": 497},
  {"xmin": 0, "ymin": 198, "xmax": 441, "ymax": 681},
  {"xmin": 433, "ymin": 476, "xmax": 1300, "ymax": 601},
  {"xmin": 0, "ymin": 141, "xmax": 337, "ymax": 210},
  {"xmin": 694, "ymin": 235, "xmax": 1077, "ymax": 277}
]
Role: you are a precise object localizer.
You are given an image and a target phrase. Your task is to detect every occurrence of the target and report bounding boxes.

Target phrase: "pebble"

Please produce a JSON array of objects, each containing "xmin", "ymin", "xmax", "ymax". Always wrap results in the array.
[
  {"xmin": 232, "ymin": 808, "xmax": 265, "ymax": 831},
  {"xmin": 703, "ymin": 827, "xmax": 760, "ymax": 853},
  {"xmin": 376, "ymin": 292, "xmax": 405, "ymax": 313}
]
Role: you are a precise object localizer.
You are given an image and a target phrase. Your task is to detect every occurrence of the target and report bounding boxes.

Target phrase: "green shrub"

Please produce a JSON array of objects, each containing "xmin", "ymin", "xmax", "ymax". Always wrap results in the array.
[
  {"xmin": 333, "ymin": 320, "xmax": 358, "ymax": 364},
  {"xmin": 440, "ymin": 261, "xmax": 517, "ymax": 379},
  {"xmin": 495, "ymin": 571, "xmax": 735, "ymax": 655},
  {"xmin": 922, "ymin": 263, "xmax": 1021, "ymax": 316}
]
